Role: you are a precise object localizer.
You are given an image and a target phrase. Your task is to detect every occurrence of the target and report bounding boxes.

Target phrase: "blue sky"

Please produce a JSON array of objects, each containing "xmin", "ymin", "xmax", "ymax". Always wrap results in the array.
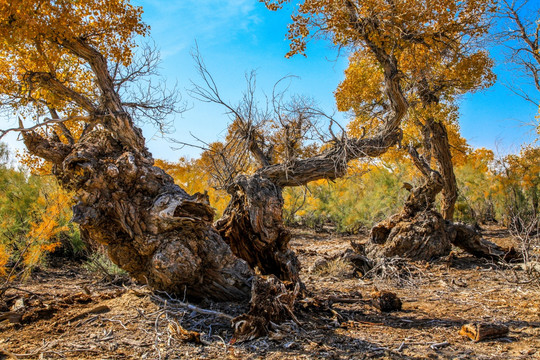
[
  {"xmin": 131, "ymin": 0, "xmax": 349, "ymax": 161},
  {"xmin": 134, "ymin": 0, "xmax": 538, "ymax": 160},
  {"xmin": 2, "ymin": 0, "xmax": 538, "ymax": 161}
]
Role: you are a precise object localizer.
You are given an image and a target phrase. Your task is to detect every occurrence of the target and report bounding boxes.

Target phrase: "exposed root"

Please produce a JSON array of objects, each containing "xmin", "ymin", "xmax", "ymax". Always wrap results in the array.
[{"xmin": 232, "ymin": 275, "xmax": 300, "ymax": 343}]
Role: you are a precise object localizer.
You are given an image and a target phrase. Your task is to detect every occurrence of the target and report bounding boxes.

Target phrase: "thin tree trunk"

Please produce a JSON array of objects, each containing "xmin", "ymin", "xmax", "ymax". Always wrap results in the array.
[{"xmin": 427, "ymin": 117, "xmax": 458, "ymax": 220}]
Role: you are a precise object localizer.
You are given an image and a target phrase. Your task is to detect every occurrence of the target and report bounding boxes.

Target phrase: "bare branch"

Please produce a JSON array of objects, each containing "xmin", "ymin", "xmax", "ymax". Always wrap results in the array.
[
  {"xmin": 0, "ymin": 115, "xmax": 93, "ymax": 140},
  {"xmin": 25, "ymin": 72, "xmax": 96, "ymax": 113}
]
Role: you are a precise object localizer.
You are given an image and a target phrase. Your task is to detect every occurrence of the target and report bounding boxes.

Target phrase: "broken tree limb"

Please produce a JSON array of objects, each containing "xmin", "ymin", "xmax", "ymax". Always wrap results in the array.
[
  {"xmin": 446, "ymin": 222, "xmax": 507, "ymax": 260},
  {"xmin": 459, "ymin": 323, "xmax": 509, "ymax": 342}
]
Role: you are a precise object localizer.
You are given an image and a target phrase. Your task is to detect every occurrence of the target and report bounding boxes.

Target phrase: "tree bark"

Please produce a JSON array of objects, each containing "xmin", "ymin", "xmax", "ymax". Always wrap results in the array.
[
  {"xmin": 212, "ymin": 16, "xmax": 409, "ymax": 282},
  {"xmin": 23, "ymin": 126, "xmax": 253, "ymax": 301},
  {"xmin": 19, "ymin": 38, "xmax": 254, "ymax": 302},
  {"xmin": 417, "ymin": 78, "xmax": 458, "ymax": 221},
  {"xmin": 426, "ymin": 117, "xmax": 458, "ymax": 220},
  {"xmin": 216, "ymin": 175, "xmax": 301, "ymax": 284}
]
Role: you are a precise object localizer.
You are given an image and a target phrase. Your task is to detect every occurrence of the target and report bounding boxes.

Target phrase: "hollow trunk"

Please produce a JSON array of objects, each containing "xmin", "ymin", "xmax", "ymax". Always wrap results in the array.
[
  {"xmin": 23, "ymin": 124, "xmax": 252, "ymax": 301},
  {"xmin": 216, "ymin": 175, "xmax": 301, "ymax": 284}
]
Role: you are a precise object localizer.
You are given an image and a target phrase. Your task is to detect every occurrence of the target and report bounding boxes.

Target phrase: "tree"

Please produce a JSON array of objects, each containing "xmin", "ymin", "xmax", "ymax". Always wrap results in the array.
[
  {"xmin": 332, "ymin": 4, "xmax": 495, "ymax": 220},
  {"xmin": 261, "ymin": 0, "xmax": 508, "ymax": 260},
  {"xmin": 495, "ymin": 145, "xmax": 540, "ymax": 230},
  {"xmin": 496, "ymin": 0, "xmax": 540, "ymax": 135},
  {"xmin": 0, "ymin": 0, "xmax": 252, "ymax": 301},
  {"xmin": 190, "ymin": 35, "xmax": 407, "ymax": 283}
]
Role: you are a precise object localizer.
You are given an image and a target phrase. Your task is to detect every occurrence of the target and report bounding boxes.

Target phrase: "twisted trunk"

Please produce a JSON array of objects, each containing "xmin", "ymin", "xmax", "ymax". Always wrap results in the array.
[
  {"xmin": 24, "ymin": 126, "xmax": 252, "ymax": 301},
  {"xmin": 216, "ymin": 175, "xmax": 301, "ymax": 284},
  {"xmin": 214, "ymin": 11, "xmax": 409, "ymax": 282},
  {"xmin": 366, "ymin": 147, "xmax": 508, "ymax": 261},
  {"xmin": 418, "ymin": 78, "xmax": 458, "ymax": 221},
  {"xmin": 18, "ymin": 38, "xmax": 255, "ymax": 301}
]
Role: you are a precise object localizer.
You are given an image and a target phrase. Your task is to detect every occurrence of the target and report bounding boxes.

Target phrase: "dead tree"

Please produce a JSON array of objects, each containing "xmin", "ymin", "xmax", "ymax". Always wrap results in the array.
[{"xmin": 190, "ymin": 34, "xmax": 408, "ymax": 284}]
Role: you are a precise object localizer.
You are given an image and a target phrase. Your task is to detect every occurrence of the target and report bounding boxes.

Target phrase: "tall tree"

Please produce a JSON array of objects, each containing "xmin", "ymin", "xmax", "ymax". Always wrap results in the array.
[
  {"xmin": 260, "ymin": 0, "xmax": 506, "ymax": 260},
  {"xmin": 0, "ymin": 0, "xmax": 253, "ymax": 301},
  {"xmin": 336, "ymin": 43, "xmax": 494, "ymax": 220}
]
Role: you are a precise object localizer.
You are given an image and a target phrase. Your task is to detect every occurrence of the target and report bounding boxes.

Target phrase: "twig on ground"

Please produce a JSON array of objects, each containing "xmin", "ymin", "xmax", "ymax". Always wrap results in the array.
[
  {"xmin": 151, "ymin": 293, "xmax": 233, "ymax": 320},
  {"xmin": 430, "ymin": 341, "xmax": 450, "ymax": 350}
]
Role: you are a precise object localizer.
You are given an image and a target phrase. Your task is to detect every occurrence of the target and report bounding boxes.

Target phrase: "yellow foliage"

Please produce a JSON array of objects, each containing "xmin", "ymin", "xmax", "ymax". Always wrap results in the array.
[
  {"xmin": 0, "ymin": 176, "xmax": 74, "ymax": 279},
  {"xmin": 0, "ymin": 0, "xmax": 147, "ymax": 157},
  {"xmin": 0, "ymin": 244, "xmax": 8, "ymax": 277},
  {"xmin": 155, "ymin": 158, "xmax": 230, "ymax": 217},
  {"xmin": 22, "ymin": 185, "xmax": 72, "ymax": 272}
]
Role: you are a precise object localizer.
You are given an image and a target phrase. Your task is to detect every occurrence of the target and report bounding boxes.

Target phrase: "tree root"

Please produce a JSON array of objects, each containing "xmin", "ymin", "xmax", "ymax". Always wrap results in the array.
[{"xmin": 231, "ymin": 274, "xmax": 300, "ymax": 343}]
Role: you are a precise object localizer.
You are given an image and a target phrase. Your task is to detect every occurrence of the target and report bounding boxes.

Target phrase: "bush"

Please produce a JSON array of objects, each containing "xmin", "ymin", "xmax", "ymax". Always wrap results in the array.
[
  {"xmin": 0, "ymin": 143, "xmax": 82, "ymax": 283},
  {"xmin": 284, "ymin": 163, "xmax": 410, "ymax": 233}
]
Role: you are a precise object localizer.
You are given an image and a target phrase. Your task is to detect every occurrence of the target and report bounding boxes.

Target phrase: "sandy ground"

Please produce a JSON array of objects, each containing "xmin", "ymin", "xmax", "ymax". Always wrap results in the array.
[{"xmin": 1, "ymin": 225, "xmax": 539, "ymax": 359}]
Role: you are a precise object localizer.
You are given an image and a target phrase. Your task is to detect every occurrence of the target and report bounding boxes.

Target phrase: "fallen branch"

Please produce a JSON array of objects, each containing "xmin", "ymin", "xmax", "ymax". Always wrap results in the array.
[{"xmin": 151, "ymin": 293, "xmax": 233, "ymax": 320}]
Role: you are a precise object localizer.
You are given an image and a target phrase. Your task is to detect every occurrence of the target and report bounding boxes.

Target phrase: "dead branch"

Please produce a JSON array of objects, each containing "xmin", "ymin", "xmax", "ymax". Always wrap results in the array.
[{"xmin": 151, "ymin": 293, "xmax": 234, "ymax": 321}]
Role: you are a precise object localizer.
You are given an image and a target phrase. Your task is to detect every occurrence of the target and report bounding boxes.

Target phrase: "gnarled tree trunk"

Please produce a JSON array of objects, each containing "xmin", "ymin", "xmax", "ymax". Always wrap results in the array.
[
  {"xmin": 216, "ymin": 175, "xmax": 301, "ymax": 284},
  {"xmin": 211, "ymin": 19, "xmax": 410, "ymax": 284},
  {"xmin": 367, "ymin": 148, "xmax": 452, "ymax": 260},
  {"xmin": 427, "ymin": 117, "xmax": 458, "ymax": 221},
  {"xmin": 23, "ymin": 126, "xmax": 253, "ymax": 301},
  {"xmin": 366, "ymin": 147, "xmax": 508, "ymax": 261},
  {"xmin": 418, "ymin": 78, "xmax": 458, "ymax": 221}
]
